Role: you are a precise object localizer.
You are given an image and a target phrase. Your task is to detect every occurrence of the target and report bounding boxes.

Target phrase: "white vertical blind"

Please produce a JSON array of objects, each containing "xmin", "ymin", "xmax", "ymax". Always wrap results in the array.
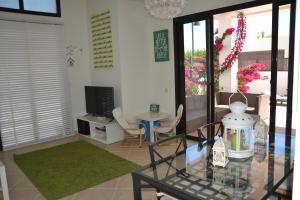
[{"xmin": 0, "ymin": 20, "xmax": 72, "ymax": 150}]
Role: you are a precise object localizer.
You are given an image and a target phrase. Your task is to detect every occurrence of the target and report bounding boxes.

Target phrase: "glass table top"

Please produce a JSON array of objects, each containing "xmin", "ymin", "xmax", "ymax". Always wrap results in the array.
[{"xmin": 135, "ymin": 134, "xmax": 294, "ymax": 200}]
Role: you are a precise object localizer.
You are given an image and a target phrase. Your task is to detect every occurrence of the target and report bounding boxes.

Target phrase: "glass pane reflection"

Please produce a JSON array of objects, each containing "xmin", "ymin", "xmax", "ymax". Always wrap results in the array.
[{"xmin": 23, "ymin": 0, "xmax": 57, "ymax": 13}]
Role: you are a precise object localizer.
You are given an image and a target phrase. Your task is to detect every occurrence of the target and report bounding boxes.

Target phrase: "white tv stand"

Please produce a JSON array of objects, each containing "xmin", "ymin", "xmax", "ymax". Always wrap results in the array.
[{"xmin": 77, "ymin": 115, "xmax": 123, "ymax": 144}]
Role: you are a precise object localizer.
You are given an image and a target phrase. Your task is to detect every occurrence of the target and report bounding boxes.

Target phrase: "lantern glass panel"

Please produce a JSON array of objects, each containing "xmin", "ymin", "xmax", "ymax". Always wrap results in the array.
[
  {"xmin": 226, "ymin": 128, "xmax": 233, "ymax": 150},
  {"xmin": 228, "ymin": 128, "xmax": 241, "ymax": 151},
  {"xmin": 240, "ymin": 129, "xmax": 250, "ymax": 151}
]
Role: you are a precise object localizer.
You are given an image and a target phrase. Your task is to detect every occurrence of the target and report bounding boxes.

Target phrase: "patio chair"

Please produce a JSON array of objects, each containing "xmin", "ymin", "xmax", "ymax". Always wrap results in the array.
[
  {"xmin": 148, "ymin": 134, "xmax": 187, "ymax": 200},
  {"xmin": 112, "ymin": 107, "xmax": 146, "ymax": 147},
  {"xmin": 153, "ymin": 104, "xmax": 183, "ymax": 142}
]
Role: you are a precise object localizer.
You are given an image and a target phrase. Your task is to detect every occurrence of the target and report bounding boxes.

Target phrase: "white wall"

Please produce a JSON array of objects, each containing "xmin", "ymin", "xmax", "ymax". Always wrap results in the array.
[
  {"xmin": 61, "ymin": 0, "xmax": 92, "ymax": 130},
  {"xmin": 86, "ymin": 0, "xmax": 151, "ymax": 120},
  {"xmin": 244, "ymin": 36, "xmax": 289, "ymax": 56},
  {"xmin": 87, "ymin": 0, "xmax": 122, "ymax": 108},
  {"xmin": 118, "ymin": 0, "xmax": 151, "ymax": 120},
  {"xmin": 217, "ymin": 15, "xmax": 238, "ymax": 92},
  {"xmin": 146, "ymin": 17, "xmax": 176, "ymax": 116}
]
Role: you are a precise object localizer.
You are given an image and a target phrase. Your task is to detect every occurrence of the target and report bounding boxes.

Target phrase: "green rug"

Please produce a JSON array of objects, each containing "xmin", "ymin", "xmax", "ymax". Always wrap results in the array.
[{"xmin": 14, "ymin": 140, "xmax": 139, "ymax": 200}]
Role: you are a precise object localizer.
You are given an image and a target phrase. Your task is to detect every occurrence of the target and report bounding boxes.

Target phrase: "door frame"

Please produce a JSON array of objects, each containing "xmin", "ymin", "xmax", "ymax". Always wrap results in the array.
[
  {"xmin": 173, "ymin": 0, "xmax": 296, "ymax": 140},
  {"xmin": 173, "ymin": 16, "xmax": 214, "ymax": 140}
]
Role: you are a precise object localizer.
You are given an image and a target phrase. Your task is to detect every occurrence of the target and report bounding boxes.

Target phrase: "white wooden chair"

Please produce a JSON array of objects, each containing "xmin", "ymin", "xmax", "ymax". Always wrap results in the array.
[
  {"xmin": 153, "ymin": 104, "xmax": 183, "ymax": 142},
  {"xmin": 112, "ymin": 107, "xmax": 146, "ymax": 147}
]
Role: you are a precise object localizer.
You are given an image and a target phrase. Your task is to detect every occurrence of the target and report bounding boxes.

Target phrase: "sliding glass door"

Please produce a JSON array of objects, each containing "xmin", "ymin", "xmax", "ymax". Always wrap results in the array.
[
  {"xmin": 174, "ymin": 0, "xmax": 296, "ymax": 142},
  {"xmin": 183, "ymin": 20, "xmax": 209, "ymax": 139},
  {"xmin": 174, "ymin": 15, "xmax": 214, "ymax": 140}
]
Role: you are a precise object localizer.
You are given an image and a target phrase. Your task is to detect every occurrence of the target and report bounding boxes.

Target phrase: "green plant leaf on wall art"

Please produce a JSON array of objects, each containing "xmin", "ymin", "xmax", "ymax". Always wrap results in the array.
[{"xmin": 91, "ymin": 10, "xmax": 113, "ymax": 68}]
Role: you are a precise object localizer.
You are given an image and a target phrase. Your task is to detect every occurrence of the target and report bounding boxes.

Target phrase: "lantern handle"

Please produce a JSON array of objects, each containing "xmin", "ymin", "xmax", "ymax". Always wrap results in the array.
[{"xmin": 229, "ymin": 90, "xmax": 248, "ymax": 106}]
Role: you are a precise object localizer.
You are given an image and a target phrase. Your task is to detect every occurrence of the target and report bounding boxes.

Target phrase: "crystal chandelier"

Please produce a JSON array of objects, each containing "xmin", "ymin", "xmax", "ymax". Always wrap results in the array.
[{"xmin": 144, "ymin": 0, "xmax": 187, "ymax": 20}]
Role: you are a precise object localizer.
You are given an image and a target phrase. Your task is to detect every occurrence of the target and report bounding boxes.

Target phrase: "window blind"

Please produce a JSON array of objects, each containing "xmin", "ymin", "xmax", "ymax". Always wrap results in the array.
[{"xmin": 0, "ymin": 20, "xmax": 72, "ymax": 150}]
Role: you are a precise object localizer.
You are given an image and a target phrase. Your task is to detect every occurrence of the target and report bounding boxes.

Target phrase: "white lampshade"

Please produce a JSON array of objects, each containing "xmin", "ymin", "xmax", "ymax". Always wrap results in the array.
[{"xmin": 144, "ymin": 0, "xmax": 187, "ymax": 20}]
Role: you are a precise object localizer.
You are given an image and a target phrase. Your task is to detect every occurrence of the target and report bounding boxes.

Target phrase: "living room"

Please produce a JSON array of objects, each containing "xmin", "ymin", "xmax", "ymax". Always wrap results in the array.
[{"xmin": 0, "ymin": 0, "xmax": 300, "ymax": 199}]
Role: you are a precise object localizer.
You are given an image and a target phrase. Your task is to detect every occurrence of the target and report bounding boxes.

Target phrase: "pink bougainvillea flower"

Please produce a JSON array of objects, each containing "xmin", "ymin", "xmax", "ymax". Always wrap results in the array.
[
  {"xmin": 252, "ymin": 72, "xmax": 261, "ymax": 79},
  {"xmin": 185, "ymin": 80, "xmax": 189, "ymax": 87},
  {"xmin": 214, "ymin": 38, "xmax": 224, "ymax": 53},
  {"xmin": 195, "ymin": 64, "xmax": 205, "ymax": 71},
  {"xmin": 244, "ymin": 74, "xmax": 253, "ymax": 82},
  {"xmin": 237, "ymin": 73, "xmax": 244, "ymax": 79},
  {"xmin": 184, "ymin": 59, "xmax": 190, "ymax": 65},
  {"xmin": 219, "ymin": 12, "xmax": 246, "ymax": 73},
  {"xmin": 250, "ymin": 63, "xmax": 265, "ymax": 71},
  {"xmin": 225, "ymin": 28, "xmax": 235, "ymax": 35},
  {"xmin": 190, "ymin": 77, "xmax": 197, "ymax": 83},
  {"xmin": 240, "ymin": 85, "xmax": 250, "ymax": 92},
  {"xmin": 185, "ymin": 68, "xmax": 190, "ymax": 77},
  {"xmin": 237, "ymin": 63, "xmax": 267, "ymax": 92},
  {"xmin": 256, "ymin": 63, "xmax": 266, "ymax": 70}
]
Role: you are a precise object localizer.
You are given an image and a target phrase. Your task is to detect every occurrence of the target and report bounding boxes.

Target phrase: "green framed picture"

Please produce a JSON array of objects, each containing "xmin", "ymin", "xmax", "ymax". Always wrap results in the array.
[
  {"xmin": 150, "ymin": 104, "xmax": 160, "ymax": 113},
  {"xmin": 154, "ymin": 29, "xmax": 169, "ymax": 62}
]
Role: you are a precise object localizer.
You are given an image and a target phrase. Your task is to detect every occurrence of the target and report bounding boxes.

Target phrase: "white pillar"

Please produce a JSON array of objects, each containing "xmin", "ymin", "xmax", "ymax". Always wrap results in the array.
[{"xmin": 217, "ymin": 15, "xmax": 238, "ymax": 92}]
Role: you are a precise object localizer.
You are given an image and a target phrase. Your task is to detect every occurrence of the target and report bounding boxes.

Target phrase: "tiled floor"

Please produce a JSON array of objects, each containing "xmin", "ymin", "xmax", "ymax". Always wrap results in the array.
[{"xmin": 0, "ymin": 134, "xmax": 177, "ymax": 200}]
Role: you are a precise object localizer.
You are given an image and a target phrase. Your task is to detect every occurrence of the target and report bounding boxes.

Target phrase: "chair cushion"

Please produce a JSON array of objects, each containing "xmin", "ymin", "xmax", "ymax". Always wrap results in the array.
[
  {"xmin": 113, "ymin": 107, "xmax": 130, "ymax": 129},
  {"xmin": 127, "ymin": 129, "xmax": 142, "ymax": 135}
]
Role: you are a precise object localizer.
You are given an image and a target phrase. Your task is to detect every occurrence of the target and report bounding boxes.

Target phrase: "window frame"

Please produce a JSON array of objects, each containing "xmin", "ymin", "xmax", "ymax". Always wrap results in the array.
[{"xmin": 0, "ymin": 0, "xmax": 61, "ymax": 17}]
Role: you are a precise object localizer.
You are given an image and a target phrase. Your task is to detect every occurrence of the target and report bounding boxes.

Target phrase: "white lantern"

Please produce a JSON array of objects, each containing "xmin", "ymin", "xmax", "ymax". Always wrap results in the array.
[
  {"xmin": 212, "ymin": 137, "xmax": 229, "ymax": 167},
  {"xmin": 226, "ymin": 159, "xmax": 253, "ymax": 198},
  {"xmin": 222, "ymin": 91, "xmax": 255, "ymax": 159},
  {"xmin": 212, "ymin": 158, "xmax": 252, "ymax": 198},
  {"xmin": 254, "ymin": 119, "xmax": 268, "ymax": 144},
  {"xmin": 254, "ymin": 142, "xmax": 266, "ymax": 162}
]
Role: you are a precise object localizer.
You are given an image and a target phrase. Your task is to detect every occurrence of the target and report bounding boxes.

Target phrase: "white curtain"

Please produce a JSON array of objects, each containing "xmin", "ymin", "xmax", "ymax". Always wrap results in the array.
[{"xmin": 0, "ymin": 20, "xmax": 72, "ymax": 150}]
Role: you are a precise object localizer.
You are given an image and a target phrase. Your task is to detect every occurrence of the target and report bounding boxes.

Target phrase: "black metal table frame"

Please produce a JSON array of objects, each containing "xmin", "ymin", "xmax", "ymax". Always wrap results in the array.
[{"xmin": 131, "ymin": 158, "xmax": 294, "ymax": 200}]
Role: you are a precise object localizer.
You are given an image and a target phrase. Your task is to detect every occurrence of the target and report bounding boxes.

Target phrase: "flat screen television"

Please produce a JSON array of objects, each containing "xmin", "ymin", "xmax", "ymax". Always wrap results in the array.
[{"xmin": 85, "ymin": 86, "xmax": 114, "ymax": 119}]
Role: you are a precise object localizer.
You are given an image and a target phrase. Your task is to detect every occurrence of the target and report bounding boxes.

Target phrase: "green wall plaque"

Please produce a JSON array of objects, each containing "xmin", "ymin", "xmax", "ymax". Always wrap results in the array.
[{"xmin": 154, "ymin": 29, "xmax": 169, "ymax": 62}]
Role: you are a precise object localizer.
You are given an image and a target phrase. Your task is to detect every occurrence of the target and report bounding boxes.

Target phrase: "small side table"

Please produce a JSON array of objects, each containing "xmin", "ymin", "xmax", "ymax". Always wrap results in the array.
[
  {"xmin": 135, "ymin": 112, "xmax": 169, "ymax": 143},
  {"xmin": 0, "ymin": 161, "xmax": 9, "ymax": 200}
]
